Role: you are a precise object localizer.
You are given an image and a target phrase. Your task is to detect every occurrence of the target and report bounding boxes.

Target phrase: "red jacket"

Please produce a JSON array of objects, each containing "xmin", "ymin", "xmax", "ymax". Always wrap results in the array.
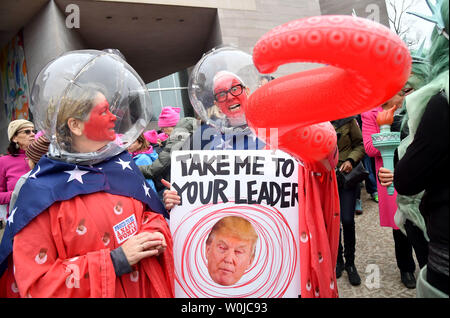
[{"xmin": 0, "ymin": 192, "xmax": 174, "ymax": 298}]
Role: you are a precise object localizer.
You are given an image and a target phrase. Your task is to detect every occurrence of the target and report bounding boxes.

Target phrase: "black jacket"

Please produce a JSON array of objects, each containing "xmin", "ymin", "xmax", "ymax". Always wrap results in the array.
[{"xmin": 394, "ymin": 92, "xmax": 449, "ymax": 291}]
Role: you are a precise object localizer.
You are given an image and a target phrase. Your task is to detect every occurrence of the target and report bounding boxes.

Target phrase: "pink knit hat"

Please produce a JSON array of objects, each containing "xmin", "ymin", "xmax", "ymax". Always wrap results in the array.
[
  {"xmin": 158, "ymin": 106, "xmax": 181, "ymax": 128},
  {"xmin": 158, "ymin": 132, "xmax": 169, "ymax": 142},
  {"xmin": 143, "ymin": 130, "xmax": 158, "ymax": 144}
]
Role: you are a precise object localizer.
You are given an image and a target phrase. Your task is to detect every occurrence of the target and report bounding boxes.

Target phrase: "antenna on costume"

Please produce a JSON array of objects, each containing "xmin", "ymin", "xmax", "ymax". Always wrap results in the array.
[{"xmin": 407, "ymin": 0, "xmax": 449, "ymax": 40}]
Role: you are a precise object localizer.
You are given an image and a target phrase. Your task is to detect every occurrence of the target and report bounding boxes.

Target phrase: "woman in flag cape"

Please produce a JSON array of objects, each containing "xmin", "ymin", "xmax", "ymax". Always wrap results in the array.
[{"xmin": 0, "ymin": 50, "xmax": 174, "ymax": 298}]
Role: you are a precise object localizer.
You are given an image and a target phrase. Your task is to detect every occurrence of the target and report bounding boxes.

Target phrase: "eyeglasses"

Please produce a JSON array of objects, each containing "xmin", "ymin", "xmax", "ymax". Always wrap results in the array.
[
  {"xmin": 400, "ymin": 87, "xmax": 414, "ymax": 96},
  {"xmin": 214, "ymin": 84, "xmax": 245, "ymax": 102},
  {"xmin": 17, "ymin": 129, "xmax": 37, "ymax": 135}
]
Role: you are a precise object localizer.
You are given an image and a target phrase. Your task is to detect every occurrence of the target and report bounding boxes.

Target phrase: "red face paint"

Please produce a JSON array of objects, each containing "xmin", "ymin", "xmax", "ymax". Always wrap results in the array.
[
  {"xmin": 214, "ymin": 76, "xmax": 248, "ymax": 119},
  {"xmin": 83, "ymin": 96, "xmax": 117, "ymax": 141}
]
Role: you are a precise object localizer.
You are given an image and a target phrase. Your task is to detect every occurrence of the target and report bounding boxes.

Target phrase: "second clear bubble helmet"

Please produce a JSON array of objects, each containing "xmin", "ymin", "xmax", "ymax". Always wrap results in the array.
[{"xmin": 188, "ymin": 46, "xmax": 262, "ymax": 133}]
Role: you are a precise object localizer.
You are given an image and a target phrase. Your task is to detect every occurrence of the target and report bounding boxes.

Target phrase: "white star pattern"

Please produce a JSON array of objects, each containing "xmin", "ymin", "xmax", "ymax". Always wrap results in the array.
[
  {"xmin": 64, "ymin": 166, "xmax": 89, "ymax": 184},
  {"xmin": 115, "ymin": 158, "xmax": 132, "ymax": 170},
  {"xmin": 29, "ymin": 165, "xmax": 41, "ymax": 179},
  {"xmin": 7, "ymin": 207, "xmax": 17, "ymax": 226},
  {"xmin": 143, "ymin": 182, "xmax": 151, "ymax": 198}
]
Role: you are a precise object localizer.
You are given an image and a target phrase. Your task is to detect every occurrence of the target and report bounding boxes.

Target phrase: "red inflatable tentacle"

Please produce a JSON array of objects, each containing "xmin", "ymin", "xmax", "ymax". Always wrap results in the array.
[
  {"xmin": 247, "ymin": 15, "xmax": 411, "ymax": 130},
  {"xmin": 244, "ymin": 16, "xmax": 412, "ymax": 299}
]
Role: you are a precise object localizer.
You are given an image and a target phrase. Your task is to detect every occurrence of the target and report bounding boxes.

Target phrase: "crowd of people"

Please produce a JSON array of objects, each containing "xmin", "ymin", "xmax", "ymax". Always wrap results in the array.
[{"xmin": 0, "ymin": 0, "xmax": 448, "ymax": 299}]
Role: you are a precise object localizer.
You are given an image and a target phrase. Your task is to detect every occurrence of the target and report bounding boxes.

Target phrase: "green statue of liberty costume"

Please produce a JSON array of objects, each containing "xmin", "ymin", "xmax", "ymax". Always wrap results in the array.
[
  {"xmin": 394, "ymin": 46, "xmax": 431, "ymax": 242},
  {"xmin": 394, "ymin": 0, "xmax": 449, "ymax": 298}
]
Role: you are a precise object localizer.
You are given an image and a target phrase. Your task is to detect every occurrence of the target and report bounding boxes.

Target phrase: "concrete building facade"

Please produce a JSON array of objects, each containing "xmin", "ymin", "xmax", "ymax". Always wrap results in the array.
[{"xmin": 0, "ymin": 0, "xmax": 389, "ymax": 151}]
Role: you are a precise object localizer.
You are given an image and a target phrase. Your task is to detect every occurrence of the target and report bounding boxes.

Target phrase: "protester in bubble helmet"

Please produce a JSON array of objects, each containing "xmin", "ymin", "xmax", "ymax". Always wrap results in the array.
[
  {"xmin": 163, "ymin": 46, "xmax": 340, "ymax": 299},
  {"xmin": 0, "ymin": 50, "xmax": 174, "ymax": 298},
  {"xmin": 163, "ymin": 48, "xmax": 268, "ymax": 211},
  {"xmin": 188, "ymin": 70, "xmax": 265, "ymax": 151}
]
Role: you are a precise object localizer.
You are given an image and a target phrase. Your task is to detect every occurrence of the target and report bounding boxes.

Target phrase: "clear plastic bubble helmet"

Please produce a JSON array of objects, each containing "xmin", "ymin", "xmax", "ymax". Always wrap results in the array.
[
  {"xmin": 30, "ymin": 49, "xmax": 152, "ymax": 165},
  {"xmin": 188, "ymin": 46, "xmax": 262, "ymax": 133}
]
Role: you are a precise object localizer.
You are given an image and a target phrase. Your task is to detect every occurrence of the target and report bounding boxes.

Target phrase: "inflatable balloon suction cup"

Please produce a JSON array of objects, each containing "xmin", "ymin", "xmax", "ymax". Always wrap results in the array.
[
  {"xmin": 245, "ymin": 15, "xmax": 411, "ymax": 164},
  {"xmin": 30, "ymin": 49, "xmax": 153, "ymax": 165},
  {"xmin": 188, "ymin": 46, "xmax": 262, "ymax": 133}
]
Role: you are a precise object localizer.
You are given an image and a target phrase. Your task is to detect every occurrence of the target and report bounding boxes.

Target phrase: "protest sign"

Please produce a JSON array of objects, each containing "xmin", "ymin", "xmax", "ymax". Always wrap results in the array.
[{"xmin": 170, "ymin": 150, "xmax": 301, "ymax": 298}]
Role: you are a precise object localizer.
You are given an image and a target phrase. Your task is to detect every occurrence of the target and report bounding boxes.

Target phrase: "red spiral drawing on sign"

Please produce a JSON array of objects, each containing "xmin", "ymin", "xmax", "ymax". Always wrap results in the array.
[{"xmin": 172, "ymin": 202, "xmax": 298, "ymax": 298}]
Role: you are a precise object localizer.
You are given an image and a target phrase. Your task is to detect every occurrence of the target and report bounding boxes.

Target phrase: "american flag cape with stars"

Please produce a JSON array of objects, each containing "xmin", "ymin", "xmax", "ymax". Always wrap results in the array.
[{"xmin": 0, "ymin": 150, "xmax": 168, "ymax": 276}]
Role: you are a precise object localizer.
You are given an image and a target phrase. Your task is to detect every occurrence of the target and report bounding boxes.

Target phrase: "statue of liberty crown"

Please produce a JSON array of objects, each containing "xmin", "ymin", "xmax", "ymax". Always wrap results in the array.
[
  {"xmin": 407, "ymin": 0, "xmax": 449, "ymax": 40},
  {"xmin": 411, "ymin": 39, "xmax": 430, "ymax": 64}
]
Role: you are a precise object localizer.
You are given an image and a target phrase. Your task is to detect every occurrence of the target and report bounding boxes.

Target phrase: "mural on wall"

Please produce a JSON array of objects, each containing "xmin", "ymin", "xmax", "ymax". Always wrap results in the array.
[{"xmin": 0, "ymin": 30, "xmax": 30, "ymax": 121}]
